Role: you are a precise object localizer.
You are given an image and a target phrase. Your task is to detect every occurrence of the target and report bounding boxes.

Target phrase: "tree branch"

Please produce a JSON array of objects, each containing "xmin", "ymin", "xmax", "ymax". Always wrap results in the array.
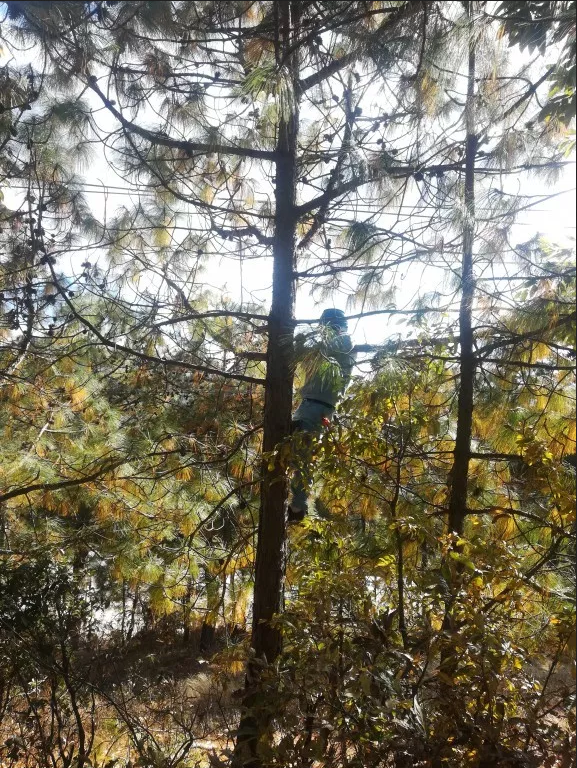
[
  {"xmin": 298, "ymin": 2, "xmax": 420, "ymax": 92},
  {"xmin": 48, "ymin": 265, "xmax": 265, "ymax": 385},
  {"xmin": 478, "ymin": 311, "xmax": 576, "ymax": 357},
  {"xmin": 153, "ymin": 310, "xmax": 271, "ymax": 329},
  {"xmin": 87, "ymin": 79, "xmax": 275, "ymax": 161},
  {"xmin": 0, "ymin": 458, "xmax": 127, "ymax": 504}
]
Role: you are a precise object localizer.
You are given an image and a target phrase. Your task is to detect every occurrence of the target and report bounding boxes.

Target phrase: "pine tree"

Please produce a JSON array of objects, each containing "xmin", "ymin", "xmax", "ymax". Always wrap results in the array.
[{"xmin": 1, "ymin": 2, "xmax": 574, "ymax": 764}]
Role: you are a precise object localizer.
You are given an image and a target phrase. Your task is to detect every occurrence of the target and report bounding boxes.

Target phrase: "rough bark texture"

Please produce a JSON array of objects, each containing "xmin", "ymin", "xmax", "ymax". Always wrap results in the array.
[{"xmin": 235, "ymin": 3, "xmax": 299, "ymax": 765}]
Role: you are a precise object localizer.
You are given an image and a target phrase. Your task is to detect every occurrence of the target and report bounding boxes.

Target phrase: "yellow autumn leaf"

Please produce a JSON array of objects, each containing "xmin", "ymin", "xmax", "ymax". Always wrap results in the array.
[
  {"xmin": 70, "ymin": 387, "xmax": 88, "ymax": 408},
  {"xmin": 493, "ymin": 513, "xmax": 516, "ymax": 540},
  {"xmin": 180, "ymin": 512, "xmax": 198, "ymax": 536},
  {"xmin": 176, "ymin": 466, "xmax": 194, "ymax": 481},
  {"xmin": 153, "ymin": 225, "xmax": 171, "ymax": 248},
  {"xmin": 430, "ymin": 615, "xmax": 443, "ymax": 632}
]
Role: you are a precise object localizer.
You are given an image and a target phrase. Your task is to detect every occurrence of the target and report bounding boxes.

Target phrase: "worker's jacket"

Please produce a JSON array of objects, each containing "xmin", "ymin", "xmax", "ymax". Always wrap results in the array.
[{"xmin": 298, "ymin": 330, "xmax": 356, "ymax": 408}]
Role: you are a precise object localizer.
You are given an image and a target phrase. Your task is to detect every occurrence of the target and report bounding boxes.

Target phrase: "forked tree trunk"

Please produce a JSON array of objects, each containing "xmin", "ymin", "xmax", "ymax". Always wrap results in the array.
[{"xmin": 235, "ymin": 3, "xmax": 299, "ymax": 765}]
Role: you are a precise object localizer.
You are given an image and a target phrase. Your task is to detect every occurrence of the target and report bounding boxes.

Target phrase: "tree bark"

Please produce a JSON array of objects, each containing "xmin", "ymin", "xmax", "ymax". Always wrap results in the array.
[
  {"xmin": 436, "ymin": 6, "xmax": 478, "ymax": 747},
  {"xmin": 447, "ymin": 5, "xmax": 477, "ymax": 538},
  {"xmin": 235, "ymin": 3, "xmax": 299, "ymax": 764}
]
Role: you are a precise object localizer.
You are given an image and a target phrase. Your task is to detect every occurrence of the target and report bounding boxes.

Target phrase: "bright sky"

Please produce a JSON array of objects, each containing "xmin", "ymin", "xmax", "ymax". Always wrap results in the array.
[
  {"xmin": 55, "ymin": 102, "xmax": 574, "ymax": 349},
  {"xmin": 2, "ymin": 8, "xmax": 575, "ymax": 351}
]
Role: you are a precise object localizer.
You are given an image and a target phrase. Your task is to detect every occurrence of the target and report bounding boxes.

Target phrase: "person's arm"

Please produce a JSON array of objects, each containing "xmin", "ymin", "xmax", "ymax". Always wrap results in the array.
[{"xmin": 340, "ymin": 335, "xmax": 356, "ymax": 391}]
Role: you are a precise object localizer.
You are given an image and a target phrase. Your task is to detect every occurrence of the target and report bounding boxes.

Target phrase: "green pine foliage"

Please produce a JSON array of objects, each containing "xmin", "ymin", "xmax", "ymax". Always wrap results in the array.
[{"xmin": 0, "ymin": 2, "xmax": 574, "ymax": 767}]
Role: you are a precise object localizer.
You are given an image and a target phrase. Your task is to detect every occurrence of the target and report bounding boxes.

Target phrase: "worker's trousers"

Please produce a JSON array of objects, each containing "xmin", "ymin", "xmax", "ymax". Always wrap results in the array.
[{"xmin": 290, "ymin": 398, "xmax": 334, "ymax": 517}]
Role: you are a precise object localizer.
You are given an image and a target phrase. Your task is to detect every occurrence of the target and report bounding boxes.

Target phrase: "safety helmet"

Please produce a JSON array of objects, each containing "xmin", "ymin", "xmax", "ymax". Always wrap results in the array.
[{"xmin": 320, "ymin": 308, "xmax": 348, "ymax": 329}]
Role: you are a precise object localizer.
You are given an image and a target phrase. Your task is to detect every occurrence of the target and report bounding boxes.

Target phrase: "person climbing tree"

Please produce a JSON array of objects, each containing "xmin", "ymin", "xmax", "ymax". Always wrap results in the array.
[{"xmin": 288, "ymin": 309, "xmax": 356, "ymax": 522}]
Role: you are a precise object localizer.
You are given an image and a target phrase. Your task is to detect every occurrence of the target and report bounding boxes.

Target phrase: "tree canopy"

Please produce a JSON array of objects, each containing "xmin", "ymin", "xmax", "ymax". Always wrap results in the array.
[{"xmin": 0, "ymin": 2, "xmax": 575, "ymax": 767}]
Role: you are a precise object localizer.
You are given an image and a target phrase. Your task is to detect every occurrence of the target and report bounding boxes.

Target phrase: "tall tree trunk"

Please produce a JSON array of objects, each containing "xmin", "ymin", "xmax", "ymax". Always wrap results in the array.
[
  {"xmin": 447, "ymin": 4, "xmax": 477, "ymax": 538},
  {"xmin": 235, "ymin": 3, "xmax": 299, "ymax": 764},
  {"xmin": 437, "ymin": 4, "xmax": 478, "ymax": 750}
]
